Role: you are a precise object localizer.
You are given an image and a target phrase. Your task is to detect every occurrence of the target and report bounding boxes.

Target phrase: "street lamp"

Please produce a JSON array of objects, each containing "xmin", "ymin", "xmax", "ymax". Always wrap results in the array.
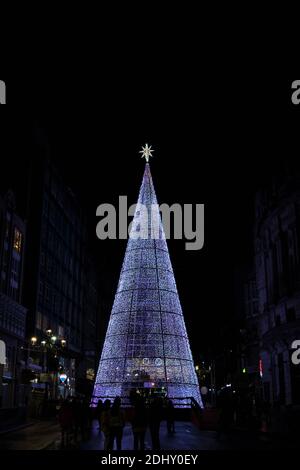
[{"xmin": 25, "ymin": 329, "xmax": 68, "ymax": 403}]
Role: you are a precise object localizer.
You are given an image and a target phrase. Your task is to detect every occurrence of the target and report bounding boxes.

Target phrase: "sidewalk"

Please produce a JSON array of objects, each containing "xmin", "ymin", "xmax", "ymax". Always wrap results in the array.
[
  {"xmin": 81, "ymin": 420, "xmax": 218, "ymax": 451},
  {"xmin": 1, "ymin": 417, "xmax": 298, "ymax": 451},
  {"xmin": 0, "ymin": 421, "xmax": 35, "ymax": 436},
  {"xmin": 0, "ymin": 420, "xmax": 61, "ymax": 450},
  {"xmin": 80, "ymin": 420, "xmax": 278, "ymax": 451}
]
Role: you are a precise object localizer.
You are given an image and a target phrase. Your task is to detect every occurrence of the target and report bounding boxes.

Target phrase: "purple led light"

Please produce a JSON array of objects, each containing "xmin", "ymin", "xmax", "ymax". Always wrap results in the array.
[{"xmin": 92, "ymin": 163, "xmax": 203, "ymax": 407}]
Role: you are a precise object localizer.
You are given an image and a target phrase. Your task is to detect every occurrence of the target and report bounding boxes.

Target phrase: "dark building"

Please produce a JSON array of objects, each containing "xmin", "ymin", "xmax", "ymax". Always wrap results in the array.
[
  {"xmin": 255, "ymin": 178, "xmax": 300, "ymax": 406},
  {"xmin": 238, "ymin": 270, "xmax": 260, "ymax": 394},
  {"xmin": 243, "ymin": 175, "xmax": 300, "ymax": 408},
  {"xmin": 23, "ymin": 154, "xmax": 100, "ymax": 402},
  {"xmin": 78, "ymin": 255, "xmax": 100, "ymax": 397},
  {"xmin": 0, "ymin": 190, "xmax": 27, "ymax": 409}
]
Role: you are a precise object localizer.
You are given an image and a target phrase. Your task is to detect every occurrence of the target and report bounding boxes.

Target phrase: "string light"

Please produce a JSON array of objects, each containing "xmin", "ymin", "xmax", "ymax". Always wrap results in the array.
[{"xmin": 92, "ymin": 163, "xmax": 202, "ymax": 408}]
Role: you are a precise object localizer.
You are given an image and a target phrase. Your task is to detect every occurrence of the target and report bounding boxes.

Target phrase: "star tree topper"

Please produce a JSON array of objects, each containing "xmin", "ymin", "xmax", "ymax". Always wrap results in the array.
[{"xmin": 140, "ymin": 143, "xmax": 154, "ymax": 162}]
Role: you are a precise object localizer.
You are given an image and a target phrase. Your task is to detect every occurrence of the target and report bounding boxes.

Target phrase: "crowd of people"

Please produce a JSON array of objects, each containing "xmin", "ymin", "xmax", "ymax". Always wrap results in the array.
[
  {"xmin": 57, "ymin": 394, "xmax": 176, "ymax": 450},
  {"xmin": 216, "ymin": 388, "xmax": 279, "ymax": 436},
  {"xmin": 57, "ymin": 396, "xmax": 93, "ymax": 447},
  {"xmin": 96, "ymin": 395, "xmax": 175, "ymax": 451}
]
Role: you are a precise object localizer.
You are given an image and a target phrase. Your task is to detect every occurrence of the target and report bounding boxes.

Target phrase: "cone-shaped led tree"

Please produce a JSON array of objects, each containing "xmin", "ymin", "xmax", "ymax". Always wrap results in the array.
[{"xmin": 92, "ymin": 156, "xmax": 202, "ymax": 407}]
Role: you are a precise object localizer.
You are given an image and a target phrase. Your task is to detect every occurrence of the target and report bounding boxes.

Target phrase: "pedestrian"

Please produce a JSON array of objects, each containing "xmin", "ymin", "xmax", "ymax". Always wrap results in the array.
[
  {"xmin": 101, "ymin": 399, "xmax": 111, "ymax": 450},
  {"xmin": 96, "ymin": 399, "xmax": 103, "ymax": 433},
  {"xmin": 58, "ymin": 399, "xmax": 73, "ymax": 448},
  {"xmin": 82, "ymin": 398, "xmax": 91, "ymax": 439},
  {"xmin": 108, "ymin": 396, "xmax": 125, "ymax": 451},
  {"xmin": 72, "ymin": 397, "xmax": 84, "ymax": 442},
  {"xmin": 131, "ymin": 396, "xmax": 147, "ymax": 450},
  {"xmin": 149, "ymin": 397, "xmax": 163, "ymax": 450},
  {"xmin": 166, "ymin": 399, "xmax": 175, "ymax": 435},
  {"xmin": 86, "ymin": 399, "xmax": 94, "ymax": 430}
]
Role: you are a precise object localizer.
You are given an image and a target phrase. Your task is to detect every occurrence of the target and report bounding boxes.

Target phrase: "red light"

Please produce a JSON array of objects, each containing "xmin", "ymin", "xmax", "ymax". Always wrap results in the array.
[{"xmin": 259, "ymin": 359, "xmax": 263, "ymax": 378}]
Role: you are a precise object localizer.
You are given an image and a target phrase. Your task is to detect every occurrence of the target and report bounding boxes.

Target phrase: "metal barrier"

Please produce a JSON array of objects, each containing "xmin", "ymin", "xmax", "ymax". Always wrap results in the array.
[{"xmin": 91, "ymin": 395, "xmax": 198, "ymax": 409}]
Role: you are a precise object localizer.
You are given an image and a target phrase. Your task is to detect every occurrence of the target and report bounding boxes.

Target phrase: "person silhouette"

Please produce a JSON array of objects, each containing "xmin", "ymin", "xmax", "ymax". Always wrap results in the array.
[
  {"xmin": 149, "ymin": 397, "xmax": 163, "ymax": 450},
  {"xmin": 108, "ymin": 397, "xmax": 125, "ymax": 451},
  {"xmin": 131, "ymin": 396, "xmax": 147, "ymax": 450}
]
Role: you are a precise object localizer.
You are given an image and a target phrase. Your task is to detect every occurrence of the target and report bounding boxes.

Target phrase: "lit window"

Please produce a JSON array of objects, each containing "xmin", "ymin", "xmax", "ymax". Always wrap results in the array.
[{"xmin": 13, "ymin": 228, "xmax": 22, "ymax": 253}]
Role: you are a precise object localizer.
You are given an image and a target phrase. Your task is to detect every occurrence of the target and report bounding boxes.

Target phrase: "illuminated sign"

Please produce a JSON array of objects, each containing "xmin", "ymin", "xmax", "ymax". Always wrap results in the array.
[
  {"xmin": 59, "ymin": 373, "xmax": 67, "ymax": 383},
  {"xmin": 259, "ymin": 359, "xmax": 263, "ymax": 378}
]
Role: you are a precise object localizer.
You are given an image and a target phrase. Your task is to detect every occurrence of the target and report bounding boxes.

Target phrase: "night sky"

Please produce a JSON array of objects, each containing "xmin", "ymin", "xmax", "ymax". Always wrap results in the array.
[{"xmin": 0, "ymin": 77, "xmax": 299, "ymax": 362}]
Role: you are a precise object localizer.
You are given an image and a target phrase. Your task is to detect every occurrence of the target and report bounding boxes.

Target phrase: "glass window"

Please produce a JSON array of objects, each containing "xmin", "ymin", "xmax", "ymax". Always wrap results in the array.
[{"xmin": 13, "ymin": 228, "xmax": 22, "ymax": 253}]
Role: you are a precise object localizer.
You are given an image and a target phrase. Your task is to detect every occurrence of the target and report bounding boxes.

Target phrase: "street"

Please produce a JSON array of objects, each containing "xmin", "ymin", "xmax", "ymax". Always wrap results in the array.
[{"xmin": 1, "ymin": 418, "xmax": 297, "ymax": 451}]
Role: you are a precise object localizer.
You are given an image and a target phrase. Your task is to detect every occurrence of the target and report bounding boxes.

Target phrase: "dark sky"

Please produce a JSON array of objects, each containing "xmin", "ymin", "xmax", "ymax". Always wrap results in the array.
[{"xmin": 0, "ymin": 77, "xmax": 299, "ymax": 361}]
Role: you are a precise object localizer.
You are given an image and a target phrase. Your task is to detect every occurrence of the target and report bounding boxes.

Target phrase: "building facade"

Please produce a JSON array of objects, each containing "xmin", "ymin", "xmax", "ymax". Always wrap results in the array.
[
  {"xmin": 23, "ymin": 155, "xmax": 100, "ymax": 402},
  {"xmin": 78, "ymin": 255, "xmax": 99, "ymax": 397},
  {"xmin": 250, "ymin": 178, "xmax": 300, "ymax": 407},
  {"xmin": 0, "ymin": 191, "xmax": 27, "ymax": 409},
  {"xmin": 237, "ymin": 270, "xmax": 261, "ymax": 401}
]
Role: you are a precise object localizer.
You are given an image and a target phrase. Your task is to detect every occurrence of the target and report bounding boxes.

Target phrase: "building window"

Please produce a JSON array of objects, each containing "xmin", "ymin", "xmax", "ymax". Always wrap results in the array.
[
  {"xmin": 286, "ymin": 307, "xmax": 296, "ymax": 323},
  {"xmin": 275, "ymin": 315, "xmax": 281, "ymax": 327},
  {"xmin": 36, "ymin": 311, "xmax": 42, "ymax": 330},
  {"xmin": 11, "ymin": 257, "xmax": 20, "ymax": 283},
  {"xmin": 45, "ymin": 285, "xmax": 50, "ymax": 303},
  {"xmin": 5, "ymin": 222, "xmax": 9, "ymax": 240},
  {"xmin": 13, "ymin": 228, "xmax": 22, "ymax": 253},
  {"xmin": 39, "ymin": 282, "xmax": 44, "ymax": 298}
]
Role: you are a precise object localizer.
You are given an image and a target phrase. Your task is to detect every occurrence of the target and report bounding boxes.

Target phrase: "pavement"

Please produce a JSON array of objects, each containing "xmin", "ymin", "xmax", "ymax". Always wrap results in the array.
[
  {"xmin": 80, "ymin": 420, "xmax": 282, "ymax": 451},
  {"xmin": 0, "ymin": 420, "xmax": 61, "ymax": 450},
  {"xmin": 0, "ymin": 418, "xmax": 298, "ymax": 451}
]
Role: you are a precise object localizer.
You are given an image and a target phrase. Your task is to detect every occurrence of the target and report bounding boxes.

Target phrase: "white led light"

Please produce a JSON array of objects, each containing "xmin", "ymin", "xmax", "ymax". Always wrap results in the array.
[{"xmin": 92, "ymin": 163, "xmax": 203, "ymax": 407}]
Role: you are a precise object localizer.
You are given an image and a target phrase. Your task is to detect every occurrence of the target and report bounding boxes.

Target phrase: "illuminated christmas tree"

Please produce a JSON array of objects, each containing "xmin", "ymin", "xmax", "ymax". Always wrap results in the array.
[{"xmin": 92, "ymin": 146, "xmax": 202, "ymax": 407}]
